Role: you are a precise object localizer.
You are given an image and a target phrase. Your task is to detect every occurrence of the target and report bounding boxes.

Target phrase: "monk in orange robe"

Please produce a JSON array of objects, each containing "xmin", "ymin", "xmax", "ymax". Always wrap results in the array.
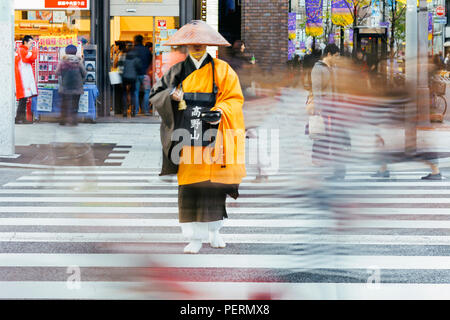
[{"xmin": 150, "ymin": 21, "xmax": 246, "ymax": 254}]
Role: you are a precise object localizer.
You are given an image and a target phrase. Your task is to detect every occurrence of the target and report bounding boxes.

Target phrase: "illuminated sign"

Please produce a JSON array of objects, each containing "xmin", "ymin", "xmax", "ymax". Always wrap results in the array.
[{"xmin": 14, "ymin": 0, "xmax": 90, "ymax": 10}]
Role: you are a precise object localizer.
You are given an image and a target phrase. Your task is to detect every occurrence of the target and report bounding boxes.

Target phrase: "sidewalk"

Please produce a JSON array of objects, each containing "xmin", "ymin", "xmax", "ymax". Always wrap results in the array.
[{"xmin": 1, "ymin": 123, "xmax": 162, "ymax": 168}]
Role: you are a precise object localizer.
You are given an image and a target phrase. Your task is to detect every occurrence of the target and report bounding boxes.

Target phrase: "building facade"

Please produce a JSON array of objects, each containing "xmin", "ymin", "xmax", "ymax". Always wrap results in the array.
[{"xmin": 241, "ymin": 0, "xmax": 289, "ymax": 71}]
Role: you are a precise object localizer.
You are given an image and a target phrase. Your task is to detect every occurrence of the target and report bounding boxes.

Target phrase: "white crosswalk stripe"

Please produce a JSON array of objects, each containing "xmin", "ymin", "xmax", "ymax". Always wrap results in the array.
[{"xmin": 1, "ymin": 167, "xmax": 450, "ymax": 299}]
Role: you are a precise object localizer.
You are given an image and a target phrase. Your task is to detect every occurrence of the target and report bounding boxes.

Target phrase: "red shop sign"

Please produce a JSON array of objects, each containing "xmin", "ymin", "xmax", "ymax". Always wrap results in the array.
[
  {"xmin": 158, "ymin": 20, "xmax": 167, "ymax": 29},
  {"xmin": 45, "ymin": 0, "xmax": 88, "ymax": 9},
  {"xmin": 436, "ymin": 6, "xmax": 445, "ymax": 16}
]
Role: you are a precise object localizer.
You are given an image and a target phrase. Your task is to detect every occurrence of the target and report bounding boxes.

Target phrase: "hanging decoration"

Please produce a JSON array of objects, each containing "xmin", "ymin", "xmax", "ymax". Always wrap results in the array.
[
  {"xmin": 305, "ymin": 0, "xmax": 324, "ymax": 37},
  {"xmin": 331, "ymin": 0, "xmax": 354, "ymax": 27}
]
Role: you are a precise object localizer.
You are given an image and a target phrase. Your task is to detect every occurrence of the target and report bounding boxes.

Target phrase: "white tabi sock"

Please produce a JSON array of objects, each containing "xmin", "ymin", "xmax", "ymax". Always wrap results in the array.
[
  {"xmin": 209, "ymin": 231, "xmax": 226, "ymax": 248},
  {"xmin": 184, "ymin": 240, "xmax": 202, "ymax": 254}
]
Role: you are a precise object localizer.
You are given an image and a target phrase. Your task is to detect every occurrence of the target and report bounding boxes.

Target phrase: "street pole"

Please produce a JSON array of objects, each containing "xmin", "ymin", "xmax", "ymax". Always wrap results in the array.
[
  {"xmin": 417, "ymin": 0, "xmax": 430, "ymax": 125},
  {"xmin": 0, "ymin": 0, "xmax": 15, "ymax": 156},
  {"xmin": 405, "ymin": 0, "xmax": 417, "ymax": 153}
]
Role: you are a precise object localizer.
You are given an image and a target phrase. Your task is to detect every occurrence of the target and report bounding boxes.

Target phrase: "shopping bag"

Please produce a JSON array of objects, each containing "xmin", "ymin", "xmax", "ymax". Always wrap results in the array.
[{"xmin": 109, "ymin": 71, "xmax": 122, "ymax": 85}]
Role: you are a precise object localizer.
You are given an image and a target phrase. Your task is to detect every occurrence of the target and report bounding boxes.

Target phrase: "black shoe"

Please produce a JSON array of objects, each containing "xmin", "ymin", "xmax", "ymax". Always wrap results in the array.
[
  {"xmin": 371, "ymin": 170, "xmax": 390, "ymax": 178},
  {"xmin": 421, "ymin": 173, "xmax": 442, "ymax": 180},
  {"xmin": 252, "ymin": 175, "xmax": 269, "ymax": 183}
]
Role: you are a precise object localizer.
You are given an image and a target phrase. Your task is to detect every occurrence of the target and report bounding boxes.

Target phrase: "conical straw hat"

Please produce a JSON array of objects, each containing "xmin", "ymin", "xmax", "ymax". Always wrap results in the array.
[{"xmin": 165, "ymin": 20, "xmax": 231, "ymax": 47}]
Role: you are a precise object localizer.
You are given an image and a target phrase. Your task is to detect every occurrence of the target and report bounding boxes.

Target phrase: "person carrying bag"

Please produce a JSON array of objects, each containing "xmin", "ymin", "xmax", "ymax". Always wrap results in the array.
[{"xmin": 309, "ymin": 44, "xmax": 349, "ymax": 180}]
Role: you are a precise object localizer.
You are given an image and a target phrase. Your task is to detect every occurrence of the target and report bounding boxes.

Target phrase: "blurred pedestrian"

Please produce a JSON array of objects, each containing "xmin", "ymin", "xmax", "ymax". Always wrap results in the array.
[
  {"xmin": 224, "ymin": 40, "xmax": 273, "ymax": 182},
  {"xmin": 302, "ymin": 47, "xmax": 322, "ymax": 91},
  {"xmin": 121, "ymin": 44, "xmax": 142, "ymax": 118},
  {"xmin": 353, "ymin": 48, "xmax": 371, "ymax": 88},
  {"xmin": 112, "ymin": 42, "xmax": 127, "ymax": 115},
  {"xmin": 56, "ymin": 45, "xmax": 87, "ymax": 126},
  {"xmin": 223, "ymin": 40, "xmax": 254, "ymax": 97},
  {"xmin": 130, "ymin": 35, "xmax": 152, "ymax": 116},
  {"xmin": 444, "ymin": 53, "xmax": 450, "ymax": 71},
  {"xmin": 371, "ymin": 58, "xmax": 443, "ymax": 180},
  {"xmin": 150, "ymin": 20, "xmax": 246, "ymax": 254},
  {"xmin": 310, "ymin": 43, "xmax": 350, "ymax": 180},
  {"xmin": 15, "ymin": 35, "xmax": 38, "ymax": 124}
]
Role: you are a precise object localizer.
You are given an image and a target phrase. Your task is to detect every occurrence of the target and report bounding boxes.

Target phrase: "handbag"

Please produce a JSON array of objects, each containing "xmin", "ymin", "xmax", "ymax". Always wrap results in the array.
[
  {"xmin": 308, "ymin": 114, "xmax": 326, "ymax": 140},
  {"xmin": 305, "ymin": 92, "xmax": 325, "ymax": 139}
]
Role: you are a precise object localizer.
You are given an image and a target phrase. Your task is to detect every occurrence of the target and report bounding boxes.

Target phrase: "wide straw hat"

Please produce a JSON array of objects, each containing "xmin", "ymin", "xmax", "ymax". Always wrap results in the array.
[{"xmin": 165, "ymin": 20, "xmax": 231, "ymax": 47}]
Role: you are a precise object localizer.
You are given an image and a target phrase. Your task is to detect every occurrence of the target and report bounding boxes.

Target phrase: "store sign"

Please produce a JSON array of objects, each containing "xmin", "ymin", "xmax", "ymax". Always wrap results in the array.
[
  {"xmin": 14, "ymin": 0, "xmax": 90, "ymax": 10},
  {"xmin": 436, "ymin": 6, "xmax": 445, "ymax": 17},
  {"xmin": 158, "ymin": 20, "xmax": 167, "ymax": 29},
  {"xmin": 45, "ymin": 0, "xmax": 88, "ymax": 9},
  {"xmin": 434, "ymin": 17, "xmax": 447, "ymax": 24}
]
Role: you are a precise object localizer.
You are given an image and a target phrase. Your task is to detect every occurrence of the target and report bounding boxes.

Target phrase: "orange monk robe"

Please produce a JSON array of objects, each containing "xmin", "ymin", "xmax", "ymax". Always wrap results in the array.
[{"xmin": 177, "ymin": 58, "xmax": 247, "ymax": 186}]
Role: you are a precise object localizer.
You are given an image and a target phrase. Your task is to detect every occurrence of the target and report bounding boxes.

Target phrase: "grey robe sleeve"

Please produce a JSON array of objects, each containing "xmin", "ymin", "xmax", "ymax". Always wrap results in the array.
[{"xmin": 149, "ymin": 62, "xmax": 184, "ymax": 175}]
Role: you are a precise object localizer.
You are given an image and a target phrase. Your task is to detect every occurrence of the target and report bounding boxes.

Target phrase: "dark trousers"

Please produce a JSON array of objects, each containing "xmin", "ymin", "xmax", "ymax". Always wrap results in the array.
[
  {"xmin": 60, "ymin": 94, "xmax": 81, "ymax": 125},
  {"xmin": 122, "ymin": 79, "xmax": 137, "ymax": 116},
  {"xmin": 113, "ymin": 84, "xmax": 124, "ymax": 115},
  {"xmin": 16, "ymin": 98, "xmax": 28, "ymax": 121}
]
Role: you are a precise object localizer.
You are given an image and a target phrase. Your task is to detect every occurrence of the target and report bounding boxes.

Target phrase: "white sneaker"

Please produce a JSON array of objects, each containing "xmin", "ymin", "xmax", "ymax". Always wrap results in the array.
[
  {"xmin": 209, "ymin": 232, "xmax": 226, "ymax": 248},
  {"xmin": 183, "ymin": 240, "xmax": 202, "ymax": 254}
]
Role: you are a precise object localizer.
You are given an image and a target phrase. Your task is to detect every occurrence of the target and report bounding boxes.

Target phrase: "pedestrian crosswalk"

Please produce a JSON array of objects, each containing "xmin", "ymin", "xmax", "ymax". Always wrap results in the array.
[{"xmin": 1, "ymin": 167, "xmax": 450, "ymax": 299}]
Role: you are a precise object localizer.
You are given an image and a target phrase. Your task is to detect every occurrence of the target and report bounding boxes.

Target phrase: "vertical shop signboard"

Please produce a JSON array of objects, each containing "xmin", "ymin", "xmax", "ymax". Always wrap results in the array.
[
  {"xmin": 305, "ymin": 0, "xmax": 324, "ymax": 37},
  {"xmin": 288, "ymin": 12, "xmax": 296, "ymax": 60}
]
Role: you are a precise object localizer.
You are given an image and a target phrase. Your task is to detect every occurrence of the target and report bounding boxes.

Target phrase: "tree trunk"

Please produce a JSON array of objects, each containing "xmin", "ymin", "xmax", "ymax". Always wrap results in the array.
[{"xmin": 389, "ymin": 8, "xmax": 396, "ymax": 84}]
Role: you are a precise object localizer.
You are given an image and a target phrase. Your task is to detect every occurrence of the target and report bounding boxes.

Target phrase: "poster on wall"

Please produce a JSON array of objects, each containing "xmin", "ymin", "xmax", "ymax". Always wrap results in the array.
[
  {"xmin": 305, "ymin": 0, "xmax": 324, "ymax": 37},
  {"xmin": 36, "ymin": 11, "xmax": 53, "ymax": 22},
  {"xmin": 78, "ymin": 91, "xmax": 89, "ymax": 113},
  {"xmin": 52, "ymin": 11, "xmax": 67, "ymax": 23},
  {"xmin": 36, "ymin": 90, "xmax": 53, "ymax": 112},
  {"xmin": 28, "ymin": 11, "xmax": 36, "ymax": 20}
]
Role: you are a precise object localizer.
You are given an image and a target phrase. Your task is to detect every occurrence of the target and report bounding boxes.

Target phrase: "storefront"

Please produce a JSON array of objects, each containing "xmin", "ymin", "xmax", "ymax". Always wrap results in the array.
[
  {"xmin": 109, "ymin": 0, "xmax": 181, "ymax": 116},
  {"xmin": 14, "ymin": 0, "xmax": 98, "ymax": 121},
  {"xmin": 13, "ymin": 0, "xmax": 207, "ymax": 120}
]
